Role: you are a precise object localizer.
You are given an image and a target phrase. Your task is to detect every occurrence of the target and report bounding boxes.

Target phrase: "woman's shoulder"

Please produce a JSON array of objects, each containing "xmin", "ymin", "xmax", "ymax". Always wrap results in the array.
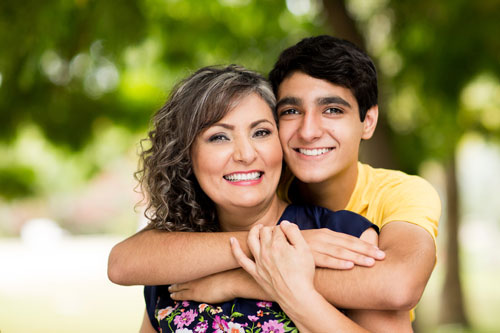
[{"xmin": 280, "ymin": 204, "xmax": 378, "ymax": 236}]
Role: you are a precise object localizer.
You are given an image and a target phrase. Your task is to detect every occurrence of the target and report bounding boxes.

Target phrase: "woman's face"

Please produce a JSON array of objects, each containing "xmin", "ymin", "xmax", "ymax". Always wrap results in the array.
[{"xmin": 191, "ymin": 93, "xmax": 282, "ymax": 213}]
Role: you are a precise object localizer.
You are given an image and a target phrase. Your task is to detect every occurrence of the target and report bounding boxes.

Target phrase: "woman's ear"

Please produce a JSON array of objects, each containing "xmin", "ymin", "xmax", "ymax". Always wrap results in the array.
[{"xmin": 361, "ymin": 105, "xmax": 378, "ymax": 140}]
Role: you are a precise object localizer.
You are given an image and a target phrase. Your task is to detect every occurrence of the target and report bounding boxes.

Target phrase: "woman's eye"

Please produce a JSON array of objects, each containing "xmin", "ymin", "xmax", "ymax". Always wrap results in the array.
[
  {"xmin": 325, "ymin": 107, "xmax": 343, "ymax": 114},
  {"xmin": 208, "ymin": 134, "xmax": 229, "ymax": 142},
  {"xmin": 279, "ymin": 108, "xmax": 299, "ymax": 116},
  {"xmin": 254, "ymin": 129, "xmax": 271, "ymax": 137}
]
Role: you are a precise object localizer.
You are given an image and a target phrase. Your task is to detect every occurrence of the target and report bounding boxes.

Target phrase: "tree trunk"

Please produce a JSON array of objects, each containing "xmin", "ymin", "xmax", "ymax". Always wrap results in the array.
[
  {"xmin": 322, "ymin": 0, "xmax": 399, "ymax": 170},
  {"xmin": 439, "ymin": 155, "xmax": 469, "ymax": 326}
]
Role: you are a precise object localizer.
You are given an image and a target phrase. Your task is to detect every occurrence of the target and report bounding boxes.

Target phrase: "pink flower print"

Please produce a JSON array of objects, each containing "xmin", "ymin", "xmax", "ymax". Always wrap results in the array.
[
  {"xmin": 173, "ymin": 309, "xmax": 197, "ymax": 328},
  {"xmin": 194, "ymin": 321, "xmax": 208, "ymax": 333},
  {"xmin": 247, "ymin": 315, "xmax": 259, "ymax": 322},
  {"xmin": 182, "ymin": 300, "xmax": 190, "ymax": 307},
  {"xmin": 256, "ymin": 301, "xmax": 273, "ymax": 308},
  {"xmin": 212, "ymin": 315, "xmax": 229, "ymax": 332},
  {"xmin": 261, "ymin": 320, "xmax": 285, "ymax": 333}
]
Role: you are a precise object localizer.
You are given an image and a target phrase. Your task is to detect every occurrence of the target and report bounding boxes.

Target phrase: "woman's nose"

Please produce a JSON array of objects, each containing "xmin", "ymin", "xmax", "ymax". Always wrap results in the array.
[{"xmin": 233, "ymin": 137, "xmax": 257, "ymax": 164}]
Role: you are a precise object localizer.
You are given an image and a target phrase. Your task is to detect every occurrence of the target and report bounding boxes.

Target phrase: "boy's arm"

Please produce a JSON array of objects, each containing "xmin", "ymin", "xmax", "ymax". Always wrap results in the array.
[
  {"xmin": 108, "ymin": 227, "xmax": 382, "ymax": 286},
  {"xmin": 107, "ymin": 229, "xmax": 249, "ymax": 285},
  {"xmin": 169, "ymin": 221, "xmax": 434, "ymax": 313},
  {"xmin": 314, "ymin": 221, "xmax": 436, "ymax": 310},
  {"xmin": 140, "ymin": 309, "xmax": 157, "ymax": 333}
]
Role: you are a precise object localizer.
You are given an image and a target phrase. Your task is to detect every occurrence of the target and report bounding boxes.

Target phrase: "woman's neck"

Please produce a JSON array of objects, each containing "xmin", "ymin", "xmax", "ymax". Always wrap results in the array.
[{"xmin": 217, "ymin": 195, "xmax": 288, "ymax": 232}]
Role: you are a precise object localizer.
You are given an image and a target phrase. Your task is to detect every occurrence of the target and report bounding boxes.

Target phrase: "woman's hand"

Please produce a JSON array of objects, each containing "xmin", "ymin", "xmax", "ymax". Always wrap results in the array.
[
  {"xmin": 230, "ymin": 221, "xmax": 316, "ymax": 307},
  {"xmin": 231, "ymin": 221, "xmax": 372, "ymax": 333}
]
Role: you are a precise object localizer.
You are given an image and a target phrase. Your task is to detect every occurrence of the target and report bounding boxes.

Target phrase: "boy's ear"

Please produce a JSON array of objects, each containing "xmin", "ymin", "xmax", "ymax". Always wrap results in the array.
[{"xmin": 361, "ymin": 105, "xmax": 378, "ymax": 140}]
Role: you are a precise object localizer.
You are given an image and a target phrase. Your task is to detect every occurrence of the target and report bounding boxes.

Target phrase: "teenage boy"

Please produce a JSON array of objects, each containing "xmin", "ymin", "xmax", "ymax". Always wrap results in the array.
[{"xmin": 108, "ymin": 36, "xmax": 440, "ymax": 331}]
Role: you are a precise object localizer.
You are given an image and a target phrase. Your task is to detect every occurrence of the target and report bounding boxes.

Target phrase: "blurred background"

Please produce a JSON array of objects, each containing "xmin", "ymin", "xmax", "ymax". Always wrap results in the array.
[{"xmin": 0, "ymin": 0, "xmax": 499, "ymax": 332}]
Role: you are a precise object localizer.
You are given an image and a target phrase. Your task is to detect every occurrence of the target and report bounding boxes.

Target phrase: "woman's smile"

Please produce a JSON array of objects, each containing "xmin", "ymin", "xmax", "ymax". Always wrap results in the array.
[{"xmin": 223, "ymin": 170, "xmax": 264, "ymax": 185}]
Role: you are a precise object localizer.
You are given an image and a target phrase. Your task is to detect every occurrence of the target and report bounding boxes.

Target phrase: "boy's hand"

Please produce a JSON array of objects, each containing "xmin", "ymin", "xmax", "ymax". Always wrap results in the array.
[
  {"xmin": 301, "ymin": 227, "xmax": 385, "ymax": 269},
  {"xmin": 169, "ymin": 268, "xmax": 269, "ymax": 303}
]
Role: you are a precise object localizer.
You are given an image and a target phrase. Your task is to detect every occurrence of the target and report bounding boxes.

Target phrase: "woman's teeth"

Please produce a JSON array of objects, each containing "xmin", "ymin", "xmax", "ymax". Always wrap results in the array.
[
  {"xmin": 298, "ymin": 148, "xmax": 332, "ymax": 156},
  {"xmin": 224, "ymin": 172, "xmax": 262, "ymax": 182}
]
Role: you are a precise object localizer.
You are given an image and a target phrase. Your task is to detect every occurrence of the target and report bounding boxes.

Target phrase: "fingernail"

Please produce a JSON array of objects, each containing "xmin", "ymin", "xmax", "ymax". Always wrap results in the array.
[
  {"xmin": 375, "ymin": 250, "xmax": 385, "ymax": 259},
  {"xmin": 281, "ymin": 220, "xmax": 289, "ymax": 226},
  {"xmin": 364, "ymin": 257, "xmax": 375, "ymax": 265},
  {"xmin": 230, "ymin": 237, "xmax": 235, "ymax": 244},
  {"xmin": 344, "ymin": 261, "xmax": 354, "ymax": 268}
]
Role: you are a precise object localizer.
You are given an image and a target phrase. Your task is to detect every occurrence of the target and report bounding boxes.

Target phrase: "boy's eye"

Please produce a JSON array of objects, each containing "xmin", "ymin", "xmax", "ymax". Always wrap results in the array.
[
  {"xmin": 254, "ymin": 129, "xmax": 271, "ymax": 137},
  {"xmin": 325, "ymin": 107, "xmax": 343, "ymax": 114},
  {"xmin": 279, "ymin": 108, "xmax": 299, "ymax": 116},
  {"xmin": 208, "ymin": 134, "xmax": 229, "ymax": 142}
]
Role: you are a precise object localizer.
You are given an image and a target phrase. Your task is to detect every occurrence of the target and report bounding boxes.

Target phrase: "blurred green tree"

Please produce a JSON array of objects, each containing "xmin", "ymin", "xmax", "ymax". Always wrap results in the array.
[{"xmin": 0, "ymin": 0, "xmax": 323, "ymax": 199}]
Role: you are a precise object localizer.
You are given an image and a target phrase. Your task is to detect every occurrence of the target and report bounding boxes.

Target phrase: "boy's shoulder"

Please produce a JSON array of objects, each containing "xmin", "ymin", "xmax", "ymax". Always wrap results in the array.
[
  {"xmin": 358, "ymin": 162, "xmax": 431, "ymax": 190},
  {"xmin": 354, "ymin": 162, "xmax": 440, "ymax": 209}
]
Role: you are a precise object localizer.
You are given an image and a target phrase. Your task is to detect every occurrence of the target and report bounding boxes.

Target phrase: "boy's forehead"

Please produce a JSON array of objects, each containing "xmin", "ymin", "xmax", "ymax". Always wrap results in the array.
[{"xmin": 276, "ymin": 72, "xmax": 357, "ymax": 106}]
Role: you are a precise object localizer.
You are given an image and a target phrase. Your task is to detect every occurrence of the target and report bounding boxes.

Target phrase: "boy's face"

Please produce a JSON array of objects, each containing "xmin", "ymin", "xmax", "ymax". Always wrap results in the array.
[{"xmin": 276, "ymin": 71, "xmax": 377, "ymax": 184}]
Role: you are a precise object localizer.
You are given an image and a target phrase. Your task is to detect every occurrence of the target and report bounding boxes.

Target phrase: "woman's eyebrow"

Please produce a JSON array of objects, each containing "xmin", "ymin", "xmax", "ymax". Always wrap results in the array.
[
  {"xmin": 317, "ymin": 96, "xmax": 351, "ymax": 108},
  {"xmin": 276, "ymin": 96, "xmax": 301, "ymax": 109},
  {"xmin": 250, "ymin": 119, "xmax": 273, "ymax": 128},
  {"xmin": 210, "ymin": 119, "xmax": 273, "ymax": 130},
  {"xmin": 211, "ymin": 123, "xmax": 234, "ymax": 130}
]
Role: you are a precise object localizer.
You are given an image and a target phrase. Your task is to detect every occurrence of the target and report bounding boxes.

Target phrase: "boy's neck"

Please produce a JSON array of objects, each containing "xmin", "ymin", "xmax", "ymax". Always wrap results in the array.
[{"xmin": 298, "ymin": 163, "xmax": 359, "ymax": 212}]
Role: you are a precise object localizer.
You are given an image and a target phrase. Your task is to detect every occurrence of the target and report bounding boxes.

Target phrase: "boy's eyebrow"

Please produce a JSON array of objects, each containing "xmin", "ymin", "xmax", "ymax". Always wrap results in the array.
[
  {"xmin": 317, "ymin": 96, "xmax": 351, "ymax": 108},
  {"xmin": 276, "ymin": 96, "xmax": 352, "ymax": 109},
  {"xmin": 276, "ymin": 96, "xmax": 301, "ymax": 109}
]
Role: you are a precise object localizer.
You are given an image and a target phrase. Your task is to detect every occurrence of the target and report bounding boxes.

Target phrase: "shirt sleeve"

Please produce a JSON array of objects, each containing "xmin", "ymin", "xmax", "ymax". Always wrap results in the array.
[
  {"xmin": 144, "ymin": 286, "xmax": 160, "ymax": 332},
  {"xmin": 320, "ymin": 209, "xmax": 379, "ymax": 238},
  {"xmin": 380, "ymin": 176, "xmax": 441, "ymax": 241}
]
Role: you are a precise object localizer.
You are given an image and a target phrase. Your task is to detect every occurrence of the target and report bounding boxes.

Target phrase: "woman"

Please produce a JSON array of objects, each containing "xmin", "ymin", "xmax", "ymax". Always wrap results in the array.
[{"xmin": 135, "ymin": 65, "xmax": 378, "ymax": 332}]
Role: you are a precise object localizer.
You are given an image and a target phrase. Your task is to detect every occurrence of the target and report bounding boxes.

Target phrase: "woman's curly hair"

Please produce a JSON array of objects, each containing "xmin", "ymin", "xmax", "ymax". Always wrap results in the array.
[{"xmin": 136, "ymin": 65, "xmax": 276, "ymax": 232}]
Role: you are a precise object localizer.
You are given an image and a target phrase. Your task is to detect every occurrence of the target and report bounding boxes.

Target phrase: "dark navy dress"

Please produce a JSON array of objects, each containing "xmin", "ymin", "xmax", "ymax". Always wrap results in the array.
[{"xmin": 144, "ymin": 204, "xmax": 378, "ymax": 332}]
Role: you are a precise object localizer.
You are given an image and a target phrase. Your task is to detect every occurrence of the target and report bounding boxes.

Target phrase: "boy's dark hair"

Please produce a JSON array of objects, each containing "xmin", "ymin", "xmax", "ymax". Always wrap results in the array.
[{"xmin": 269, "ymin": 35, "xmax": 377, "ymax": 121}]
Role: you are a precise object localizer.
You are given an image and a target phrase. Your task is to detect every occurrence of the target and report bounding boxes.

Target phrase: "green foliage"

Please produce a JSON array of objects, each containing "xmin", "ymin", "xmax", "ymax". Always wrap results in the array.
[
  {"xmin": 2, "ymin": 0, "xmax": 500, "ymax": 198},
  {"xmin": 387, "ymin": 0, "xmax": 500, "ymax": 169},
  {"xmin": 0, "ymin": 0, "xmax": 325, "ymax": 199},
  {"xmin": 0, "ymin": 0, "xmax": 322, "ymax": 149},
  {"xmin": 0, "ymin": 165, "xmax": 37, "ymax": 200}
]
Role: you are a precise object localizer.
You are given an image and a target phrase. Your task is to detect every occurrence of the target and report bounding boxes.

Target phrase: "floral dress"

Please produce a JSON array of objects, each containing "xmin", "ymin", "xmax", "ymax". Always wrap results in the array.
[
  {"xmin": 144, "ymin": 205, "xmax": 378, "ymax": 333},
  {"xmin": 147, "ymin": 295, "xmax": 297, "ymax": 333}
]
